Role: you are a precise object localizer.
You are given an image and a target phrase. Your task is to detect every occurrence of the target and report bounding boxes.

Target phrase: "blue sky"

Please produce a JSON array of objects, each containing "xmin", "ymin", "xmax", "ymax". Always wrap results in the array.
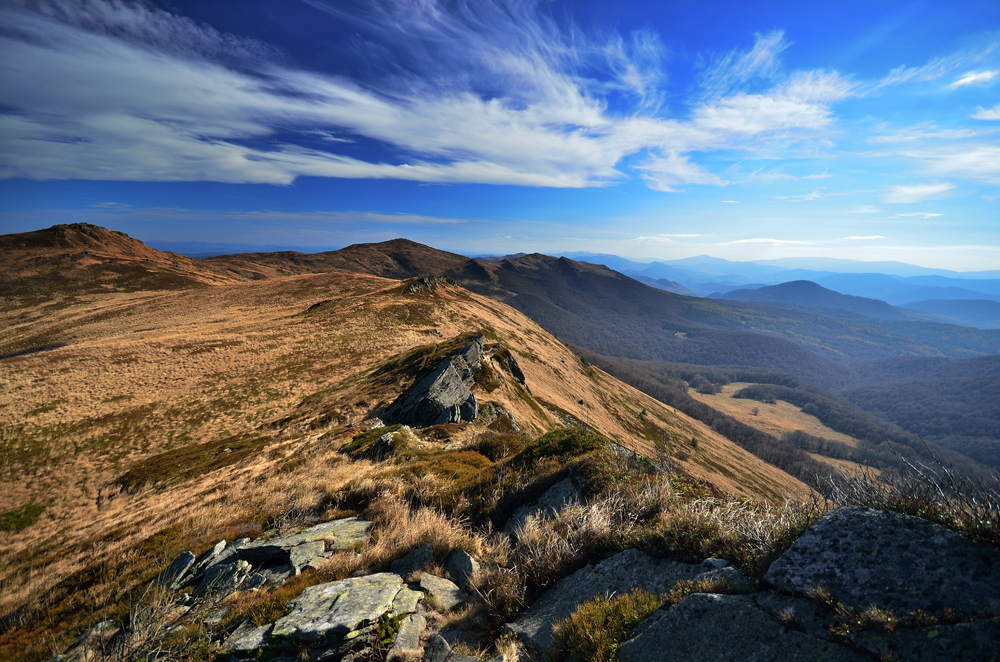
[{"xmin": 1, "ymin": 0, "xmax": 999, "ymax": 270}]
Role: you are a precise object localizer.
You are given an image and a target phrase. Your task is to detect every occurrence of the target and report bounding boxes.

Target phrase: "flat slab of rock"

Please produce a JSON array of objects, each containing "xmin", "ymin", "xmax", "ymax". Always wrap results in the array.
[
  {"xmin": 237, "ymin": 517, "xmax": 372, "ymax": 571},
  {"xmin": 765, "ymin": 506, "xmax": 1000, "ymax": 615},
  {"xmin": 386, "ymin": 613, "xmax": 426, "ymax": 662},
  {"xmin": 504, "ymin": 549, "xmax": 703, "ymax": 653},
  {"xmin": 503, "ymin": 477, "xmax": 581, "ymax": 536},
  {"xmin": 271, "ymin": 573, "xmax": 405, "ymax": 644},
  {"xmin": 420, "ymin": 573, "xmax": 465, "ymax": 611},
  {"xmin": 618, "ymin": 593, "xmax": 867, "ymax": 662},
  {"xmin": 193, "ymin": 560, "xmax": 250, "ymax": 598}
]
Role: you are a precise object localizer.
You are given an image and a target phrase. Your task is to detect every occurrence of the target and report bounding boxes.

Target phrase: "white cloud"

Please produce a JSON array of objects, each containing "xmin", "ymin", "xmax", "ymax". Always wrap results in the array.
[
  {"xmin": 973, "ymin": 104, "xmax": 1000, "ymax": 120},
  {"xmin": 0, "ymin": 1, "xmax": 855, "ymax": 190},
  {"xmin": 870, "ymin": 126, "xmax": 978, "ymax": 143},
  {"xmin": 888, "ymin": 212, "xmax": 943, "ymax": 219},
  {"xmin": 720, "ymin": 200, "xmax": 739, "ymax": 204},
  {"xmin": 849, "ymin": 206, "xmax": 882, "ymax": 214},
  {"xmin": 843, "ymin": 235, "xmax": 886, "ymax": 240},
  {"xmin": 949, "ymin": 70, "xmax": 999, "ymax": 88},
  {"xmin": 911, "ymin": 145, "xmax": 1000, "ymax": 185},
  {"xmin": 729, "ymin": 237, "xmax": 812, "ymax": 245},
  {"xmin": 772, "ymin": 189, "xmax": 825, "ymax": 201},
  {"xmin": 882, "ymin": 183, "xmax": 955, "ymax": 203},
  {"xmin": 698, "ymin": 31, "xmax": 789, "ymax": 100},
  {"xmin": 804, "ymin": 170, "xmax": 832, "ymax": 179}
]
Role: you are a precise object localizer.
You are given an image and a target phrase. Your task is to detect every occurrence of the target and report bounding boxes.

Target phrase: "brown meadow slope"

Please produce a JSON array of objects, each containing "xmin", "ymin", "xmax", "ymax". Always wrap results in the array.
[{"xmin": 1, "ymin": 240, "xmax": 814, "ymax": 652}]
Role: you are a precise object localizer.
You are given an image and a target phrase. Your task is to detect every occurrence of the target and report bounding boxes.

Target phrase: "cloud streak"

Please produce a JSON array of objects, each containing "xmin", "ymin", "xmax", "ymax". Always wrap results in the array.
[
  {"xmin": 0, "ymin": 0, "xmax": 855, "ymax": 190},
  {"xmin": 882, "ymin": 183, "xmax": 955, "ymax": 203}
]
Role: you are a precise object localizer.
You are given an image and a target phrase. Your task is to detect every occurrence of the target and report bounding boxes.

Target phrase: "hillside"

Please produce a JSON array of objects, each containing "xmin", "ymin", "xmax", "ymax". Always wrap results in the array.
[
  {"xmin": 1, "ymin": 232, "xmax": 824, "ymax": 659},
  {"xmin": 0, "ymin": 223, "xmax": 236, "ymax": 303},
  {"xmin": 901, "ymin": 299, "xmax": 1000, "ymax": 329},
  {"xmin": 715, "ymin": 280, "xmax": 907, "ymax": 321}
]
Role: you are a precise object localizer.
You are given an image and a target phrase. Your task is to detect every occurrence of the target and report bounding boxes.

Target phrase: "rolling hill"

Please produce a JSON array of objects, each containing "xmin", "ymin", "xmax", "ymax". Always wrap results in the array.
[
  {"xmin": 901, "ymin": 299, "xmax": 1000, "ymax": 329},
  {"xmin": 713, "ymin": 280, "xmax": 907, "ymax": 320}
]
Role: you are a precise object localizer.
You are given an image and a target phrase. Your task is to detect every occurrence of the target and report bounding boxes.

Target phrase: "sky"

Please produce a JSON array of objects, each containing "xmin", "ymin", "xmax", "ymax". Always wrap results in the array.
[{"xmin": 1, "ymin": 0, "xmax": 999, "ymax": 270}]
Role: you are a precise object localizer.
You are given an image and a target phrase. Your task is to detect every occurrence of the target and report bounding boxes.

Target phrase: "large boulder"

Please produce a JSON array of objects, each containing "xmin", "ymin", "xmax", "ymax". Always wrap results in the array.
[
  {"xmin": 765, "ymin": 506, "xmax": 1000, "ymax": 616},
  {"xmin": 617, "ymin": 593, "xmax": 867, "ymax": 662},
  {"xmin": 383, "ymin": 338, "xmax": 484, "ymax": 427}
]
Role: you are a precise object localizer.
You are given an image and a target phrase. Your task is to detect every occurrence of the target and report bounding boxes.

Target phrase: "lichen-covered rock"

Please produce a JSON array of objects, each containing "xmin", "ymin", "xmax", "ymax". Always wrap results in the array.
[
  {"xmin": 420, "ymin": 573, "xmax": 465, "ymax": 611},
  {"xmin": 383, "ymin": 338, "xmax": 484, "ymax": 427},
  {"xmin": 224, "ymin": 621, "xmax": 273, "ymax": 652},
  {"xmin": 446, "ymin": 549, "xmax": 480, "ymax": 588},
  {"xmin": 617, "ymin": 593, "xmax": 867, "ymax": 662},
  {"xmin": 504, "ymin": 549, "xmax": 703, "ymax": 653},
  {"xmin": 765, "ymin": 506, "xmax": 1000, "ymax": 616},
  {"xmin": 237, "ymin": 517, "xmax": 372, "ymax": 572},
  {"xmin": 271, "ymin": 573, "xmax": 404, "ymax": 644},
  {"xmin": 390, "ymin": 542, "xmax": 433, "ymax": 575}
]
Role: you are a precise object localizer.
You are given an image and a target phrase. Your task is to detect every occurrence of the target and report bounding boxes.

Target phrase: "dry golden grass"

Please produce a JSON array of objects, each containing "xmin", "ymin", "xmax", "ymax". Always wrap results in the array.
[{"xmin": 0, "ymin": 270, "xmax": 813, "ymax": 659}]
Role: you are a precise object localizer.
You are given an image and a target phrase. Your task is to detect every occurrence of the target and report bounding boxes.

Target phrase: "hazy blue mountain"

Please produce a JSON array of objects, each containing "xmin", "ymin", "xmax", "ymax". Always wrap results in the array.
[
  {"xmin": 814, "ymin": 273, "xmax": 1000, "ymax": 305},
  {"xmin": 630, "ymin": 274, "xmax": 696, "ymax": 295},
  {"xmin": 901, "ymin": 300, "xmax": 1000, "ymax": 330},
  {"xmin": 714, "ymin": 280, "xmax": 908, "ymax": 320},
  {"xmin": 149, "ymin": 240, "xmax": 339, "ymax": 259}
]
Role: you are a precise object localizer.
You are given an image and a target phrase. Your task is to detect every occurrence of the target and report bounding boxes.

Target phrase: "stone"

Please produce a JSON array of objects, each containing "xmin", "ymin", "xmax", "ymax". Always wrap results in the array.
[
  {"xmin": 446, "ymin": 549, "xmax": 480, "ymax": 588},
  {"xmin": 850, "ymin": 617, "xmax": 1000, "ymax": 662},
  {"xmin": 205, "ymin": 537, "xmax": 250, "ymax": 571},
  {"xmin": 245, "ymin": 564, "xmax": 295, "ymax": 590},
  {"xmin": 390, "ymin": 542, "xmax": 434, "ymax": 575},
  {"xmin": 504, "ymin": 549, "xmax": 703, "ymax": 653},
  {"xmin": 419, "ymin": 573, "xmax": 465, "ymax": 611},
  {"xmin": 617, "ymin": 593, "xmax": 867, "ymax": 662},
  {"xmin": 189, "ymin": 540, "xmax": 228, "ymax": 577},
  {"xmin": 193, "ymin": 560, "xmax": 250, "ymax": 598},
  {"xmin": 237, "ymin": 518, "xmax": 373, "ymax": 570},
  {"xmin": 765, "ymin": 506, "xmax": 1000, "ymax": 616},
  {"xmin": 383, "ymin": 338, "xmax": 484, "ymax": 427},
  {"xmin": 225, "ymin": 621, "xmax": 273, "ymax": 652},
  {"xmin": 385, "ymin": 613, "xmax": 426, "ymax": 662},
  {"xmin": 694, "ymin": 565, "xmax": 755, "ymax": 594},
  {"xmin": 423, "ymin": 634, "xmax": 452, "ymax": 662},
  {"xmin": 271, "ymin": 573, "xmax": 404, "ymax": 644},
  {"xmin": 753, "ymin": 590, "xmax": 838, "ymax": 640},
  {"xmin": 392, "ymin": 585, "xmax": 423, "ymax": 615},
  {"xmin": 503, "ymin": 477, "xmax": 581, "ymax": 536},
  {"xmin": 157, "ymin": 551, "xmax": 195, "ymax": 590}
]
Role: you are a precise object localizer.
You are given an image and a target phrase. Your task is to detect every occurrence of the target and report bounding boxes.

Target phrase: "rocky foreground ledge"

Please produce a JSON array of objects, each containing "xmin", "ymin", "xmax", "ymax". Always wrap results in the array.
[{"xmin": 62, "ymin": 506, "xmax": 1000, "ymax": 661}]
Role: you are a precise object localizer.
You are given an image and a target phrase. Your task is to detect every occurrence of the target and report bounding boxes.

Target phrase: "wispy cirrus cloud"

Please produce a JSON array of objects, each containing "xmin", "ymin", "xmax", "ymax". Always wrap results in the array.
[
  {"xmin": 882, "ymin": 182, "xmax": 955, "ymax": 203},
  {"xmin": 0, "ymin": 0, "xmax": 857, "ymax": 191},
  {"xmin": 842, "ymin": 235, "xmax": 886, "ymax": 240},
  {"xmin": 849, "ymin": 206, "xmax": 881, "ymax": 214},
  {"xmin": 889, "ymin": 212, "xmax": 943, "ymax": 219},
  {"xmin": 974, "ymin": 104, "xmax": 1000, "ymax": 120},
  {"xmin": 728, "ymin": 237, "xmax": 812, "ymax": 245},
  {"xmin": 772, "ymin": 189, "xmax": 825, "ymax": 201}
]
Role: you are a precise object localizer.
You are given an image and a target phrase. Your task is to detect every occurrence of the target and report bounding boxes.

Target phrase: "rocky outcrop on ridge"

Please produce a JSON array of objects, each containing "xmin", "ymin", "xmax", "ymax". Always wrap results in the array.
[
  {"xmin": 62, "ymin": 506, "xmax": 1000, "ymax": 662},
  {"xmin": 383, "ymin": 337, "xmax": 485, "ymax": 427}
]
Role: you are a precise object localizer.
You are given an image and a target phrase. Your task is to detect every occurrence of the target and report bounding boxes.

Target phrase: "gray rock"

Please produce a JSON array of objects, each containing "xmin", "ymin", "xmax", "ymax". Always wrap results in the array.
[
  {"xmin": 754, "ymin": 590, "xmax": 838, "ymax": 640},
  {"xmin": 420, "ymin": 573, "xmax": 465, "ymax": 611},
  {"xmin": 392, "ymin": 585, "xmax": 424, "ymax": 615},
  {"xmin": 383, "ymin": 338, "xmax": 484, "ymax": 426},
  {"xmin": 618, "ymin": 593, "xmax": 867, "ymax": 662},
  {"xmin": 765, "ymin": 506, "xmax": 1000, "ymax": 615},
  {"xmin": 271, "ymin": 573, "xmax": 404, "ymax": 644},
  {"xmin": 245, "ymin": 564, "xmax": 295, "ymax": 590},
  {"xmin": 157, "ymin": 551, "xmax": 195, "ymax": 590},
  {"xmin": 694, "ymin": 565, "xmax": 755, "ymax": 594},
  {"xmin": 440, "ymin": 628, "xmax": 477, "ymax": 650},
  {"xmin": 850, "ymin": 617, "xmax": 1000, "ymax": 662},
  {"xmin": 390, "ymin": 542, "xmax": 434, "ymax": 575},
  {"xmin": 224, "ymin": 621, "xmax": 273, "ymax": 652},
  {"xmin": 205, "ymin": 537, "xmax": 250, "ymax": 571},
  {"xmin": 193, "ymin": 560, "xmax": 250, "ymax": 598},
  {"xmin": 237, "ymin": 518, "xmax": 372, "ymax": 570},
  {"xmin": 446, "ymin": 549, "xmax": 480, "ymax": 588},
  {"xmin": 386, "ymin": 613, "xmax": 426, "ymax": 662},
  {"xmin": 423, "ymin": 634, "xmax": 452, "ymax": 662},
  {"xmin": 504, "ymin": 549, "xmax": 703, "ymax": 653},
  {"xmin": 503, "ymin": 477, "xmax": 581, "ymax": 536}
]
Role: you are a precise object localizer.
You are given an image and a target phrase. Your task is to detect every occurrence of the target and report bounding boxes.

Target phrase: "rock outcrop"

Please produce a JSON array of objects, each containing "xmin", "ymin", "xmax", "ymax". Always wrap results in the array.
[{"xmin": 383, "ymin": 338, "xmax": 485, "ymax": 427}]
